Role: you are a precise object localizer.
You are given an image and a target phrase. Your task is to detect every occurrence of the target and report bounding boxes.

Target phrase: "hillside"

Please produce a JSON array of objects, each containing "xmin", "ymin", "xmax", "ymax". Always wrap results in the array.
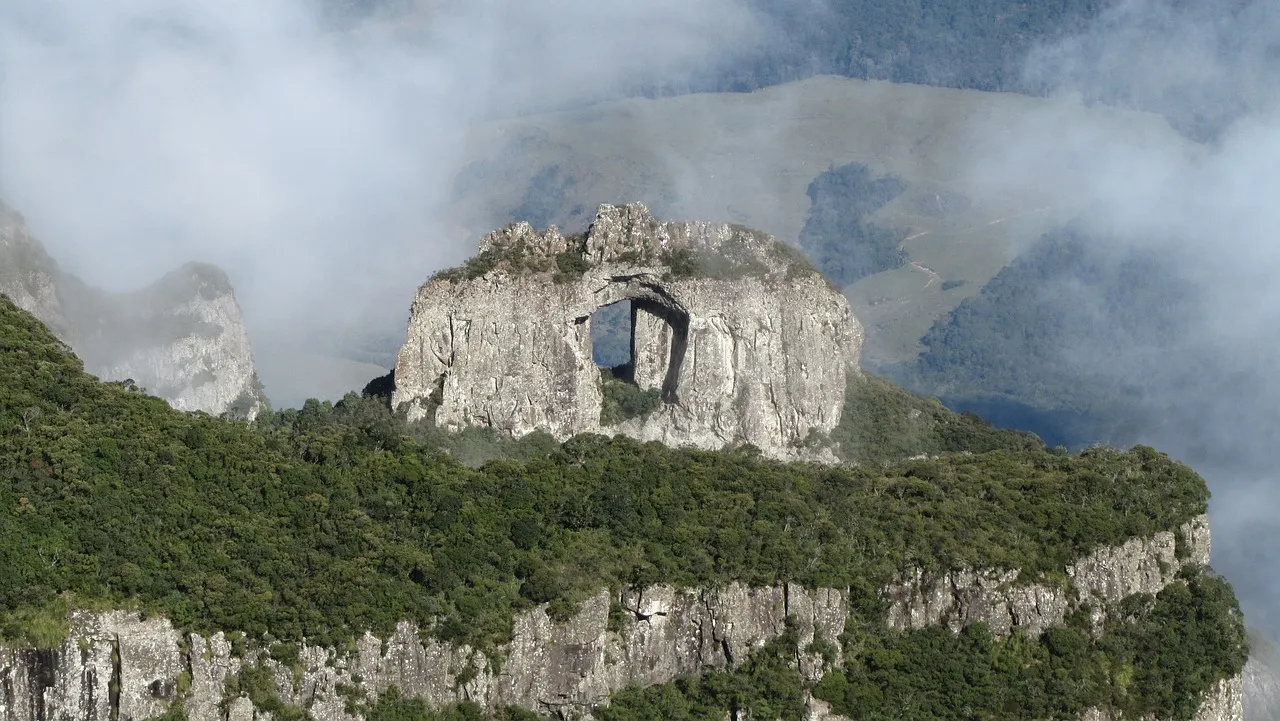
[
  {"xmin": 0, "ymin": 292, "xmax": 1249, "ymax": 719},
  {"xmin": 434, "ymin": 76, "xmax": 1192, "ymax": 370},
  {"xmin": 326, "ymin": 0, "xmax": 1266, "ymax": 142},
  {"xmin": 0, "ymin": 200, "xmax": 266, "ymax": 418}
]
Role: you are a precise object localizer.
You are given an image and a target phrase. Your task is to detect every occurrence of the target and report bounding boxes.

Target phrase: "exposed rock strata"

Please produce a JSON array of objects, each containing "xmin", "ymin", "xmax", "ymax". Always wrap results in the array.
[
  {"xmin": 0, "ymin": 516, "xmax": 1239, "ymax": 721},
  {"xmin": 883, "ymin": 516, "xmax": 1212, "ymax": 636},
  {"xmin": 392, "ymin": 203, "xmax": 862, "ymax": 459},
  {"xmin": 0, "ymin": 201, "xmax": 264, "ymax": 418}
]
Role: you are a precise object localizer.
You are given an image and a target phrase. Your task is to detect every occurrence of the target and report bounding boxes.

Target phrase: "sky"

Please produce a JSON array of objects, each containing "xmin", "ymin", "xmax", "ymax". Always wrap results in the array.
[{"xmin": 0, "ymin": 0, "xmax": 761, "ymax": 334}]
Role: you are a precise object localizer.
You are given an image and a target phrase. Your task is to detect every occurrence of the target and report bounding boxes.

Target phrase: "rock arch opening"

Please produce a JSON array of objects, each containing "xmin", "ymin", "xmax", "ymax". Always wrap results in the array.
[
  {"xmin": 628, "ymin": 298, "xmax": 688, "ymax": 405},
  {"xmin": 590, "ymin": 301, "xmax": 633, "ymax": 375},
  {"xmin": 588, "ymin": 292, "xmax": 690, "ymax": 426},
  {"xmin": 392, "ymin": 203, "xmax": 862, "ymax": 456}
]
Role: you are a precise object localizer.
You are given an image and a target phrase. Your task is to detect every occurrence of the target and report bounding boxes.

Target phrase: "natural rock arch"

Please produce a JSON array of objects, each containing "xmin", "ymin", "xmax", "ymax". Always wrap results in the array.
[
  {"xmin": 392, "ymin": 203, "xmax": 863, "ymax": 459},
  {"xmin": 582, "ymin": 278, "xmax": 691, "ymax": 405}
]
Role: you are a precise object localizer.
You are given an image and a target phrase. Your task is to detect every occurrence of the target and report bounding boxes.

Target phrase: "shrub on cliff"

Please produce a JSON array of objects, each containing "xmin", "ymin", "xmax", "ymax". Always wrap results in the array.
[{"xmin": 598, "ymin": 367, "xmax": 663, "ymax": 425}]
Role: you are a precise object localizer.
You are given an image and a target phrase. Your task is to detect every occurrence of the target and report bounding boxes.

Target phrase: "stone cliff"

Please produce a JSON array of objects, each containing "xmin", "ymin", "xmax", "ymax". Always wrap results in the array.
[
  {"xmin": 1245, "ymin": 631, "xmax": 1280, "ymax": 721},
  {"xmin": 392, "ymin": 203, "xmax": 862, "ymax": 459},
  {"xmin": 0, "ymin": 516, "xmax": 1243, "ymax": 721},
  {"xmin": 0, "ymin": 200, "xmax": 264, "ymax": 418}
]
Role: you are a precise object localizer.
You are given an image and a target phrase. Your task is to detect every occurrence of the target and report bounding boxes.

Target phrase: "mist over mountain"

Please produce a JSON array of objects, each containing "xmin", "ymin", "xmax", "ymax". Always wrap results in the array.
[
  {"xmin": 4, "ymin": 0, "xmax": 1280, "ymax": 711},
  {"xmin": 0, "ymin": 0, "xmax": 763, "ymax": 403}
]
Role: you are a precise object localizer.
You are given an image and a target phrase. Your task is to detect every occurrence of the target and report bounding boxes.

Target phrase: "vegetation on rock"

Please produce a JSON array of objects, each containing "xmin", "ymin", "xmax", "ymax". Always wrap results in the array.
[
  {"xmin": 598, "ymin": 367, "xmax": 662, "ymax": 426},
  {"xmin": 0, "ymin": 293, "xmax": 1210, "ymax": 655},
  {"xmin": 357, "ymin": 567, "xmax": 1246, "ymax": 721},
  {"xmin": 429, "ymin": 232, "xmax": 590, "ymax": 284},
  {"xmin": 817, "ymin": 568, "xmax": 1246, "ymax": 721},
  {"xmin": 0, "ymin": 293, "xmax": 1245, "ymax": 721},
  {"xmin": 430, "ymin": 211, "xmax": 821, "ymax": 287}
]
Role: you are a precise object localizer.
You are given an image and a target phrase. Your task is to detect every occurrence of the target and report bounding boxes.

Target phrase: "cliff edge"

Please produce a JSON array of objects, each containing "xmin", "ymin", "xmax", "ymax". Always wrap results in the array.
[
  {"xmin": 0, "ymin": 200, "xmax": 264, "ymax": 418},
  {"xmin": 392, "ymin": 202, "xmax": 862, "ymax": 458},
  {"xmin": 0, "ymin": 517, "xmax": 1242, "ymax": 721}
]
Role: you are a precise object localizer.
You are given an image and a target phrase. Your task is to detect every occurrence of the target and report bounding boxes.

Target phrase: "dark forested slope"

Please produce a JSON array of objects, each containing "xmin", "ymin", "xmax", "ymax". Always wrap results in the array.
[
  {"xmin": 884, "ymin": 222, "xmax": 1261, "ymax": 456},
  {"xmin": 0, "ymin": 293, "xmax": 1249, "ymax": 719},
  {"xmin": 0, "ymin": 293, "xmax": 1206, "ymax": 646},
  {"xmin": 797, "ymin": 163, "xmax": 909, "ymax": 287}
]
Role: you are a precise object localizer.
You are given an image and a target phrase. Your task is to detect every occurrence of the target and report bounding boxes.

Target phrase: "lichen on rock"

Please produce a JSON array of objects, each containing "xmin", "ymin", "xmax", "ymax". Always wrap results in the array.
[{"xmin": 393, "ymin": 202, "xmax": 862, "ymax": 459}]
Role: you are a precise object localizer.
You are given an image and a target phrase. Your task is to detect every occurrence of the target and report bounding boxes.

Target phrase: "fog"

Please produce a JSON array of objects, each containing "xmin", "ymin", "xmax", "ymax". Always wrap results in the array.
[
  {"xmin": 0, "ymin": 0, "xmax": 761, "ymax": 393},
  {"xmin": 4, "ymin": 0, "xmax": 1280, "ymax": 652},
  {"xmin": 975, "ymin": 0, "xmax": 1280, "ymax": 639}
]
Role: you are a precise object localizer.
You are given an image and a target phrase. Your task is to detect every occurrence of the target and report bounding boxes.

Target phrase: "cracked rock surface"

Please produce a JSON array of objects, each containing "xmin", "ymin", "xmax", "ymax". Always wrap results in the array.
[{"xmin": 392, "ymin": 203, "xmax": 861, "ymax": 459}]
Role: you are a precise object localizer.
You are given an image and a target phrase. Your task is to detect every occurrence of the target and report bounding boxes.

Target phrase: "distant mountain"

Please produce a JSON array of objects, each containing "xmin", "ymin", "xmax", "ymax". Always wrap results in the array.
[
  {"xmin": 0, "ymin": 199, "xmax": 266, "ymax": 418},
  {"xmin": 338, "ymin": 0, "xmax": 1273, "ymax": 142}
]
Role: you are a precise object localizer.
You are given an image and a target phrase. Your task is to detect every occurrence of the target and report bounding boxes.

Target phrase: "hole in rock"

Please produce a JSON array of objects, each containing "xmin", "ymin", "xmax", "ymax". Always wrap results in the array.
[
  {"xmin": 589, "ymin": 295, "xmax": 691, "ymax": 425},
  {"xmin": 590, "ymin": 297, "xmax": 689, "ymax": 424},
  {"xmin": 591, "ymin": 301, "xmax": 634, "ymax": 377}
]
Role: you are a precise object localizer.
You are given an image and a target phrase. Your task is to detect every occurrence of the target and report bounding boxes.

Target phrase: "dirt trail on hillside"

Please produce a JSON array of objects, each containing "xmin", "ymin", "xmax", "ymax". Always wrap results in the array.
[{"xmin": 908, "ymin": 260, "xmax": 941, "ymax": 288}]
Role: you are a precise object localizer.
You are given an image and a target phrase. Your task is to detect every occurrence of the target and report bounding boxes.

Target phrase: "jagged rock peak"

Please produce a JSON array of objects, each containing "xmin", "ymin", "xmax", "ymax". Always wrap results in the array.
[
  {"xmin": 394, "ymin": 202, "xmax": 862, "ymax": 459},
  {"xmin": 435, "ymin": 202, "xmax": 826, "ymax": 285},
  {"xmin": 142, "ymin": 262, "xmax": 238, "ymax": 303},
  {"xmin": 0, "ymin": 199, "xmax": 266, "ymax": 419}
]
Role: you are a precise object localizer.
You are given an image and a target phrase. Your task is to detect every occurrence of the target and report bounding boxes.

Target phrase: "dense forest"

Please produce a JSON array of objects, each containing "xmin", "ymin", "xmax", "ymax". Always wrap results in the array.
[
  {"xmin": 0, "ymin": 293, "xmax": 1249, "ymax": 719},
  {"xmin": 797, "ymin": 163, "xmax": 909, "ymax": 287},
  {"xmin": 0, "ymin": 293, "xmax": 1208, "ymax": 651}
]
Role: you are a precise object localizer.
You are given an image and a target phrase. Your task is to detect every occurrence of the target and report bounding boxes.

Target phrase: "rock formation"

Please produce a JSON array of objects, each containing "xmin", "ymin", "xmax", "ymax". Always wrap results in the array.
[
  {"xmin": 0, "ymin": 516, "xmax": 1243, "ymax": 721},
  {"xmin": 392, "ymin": 203, "xmax": 862, "ymax": 458},
  {"xmin": 883, "ymin": 515, "xmax": 1213, "ymax": 636},
  {"xmin": 1244, "ymin": 629, "xmax": 1280, "ymax": 721},
  {"xmin": 0, "ymin": 200, "xmax": 264, "ymax": 418}
]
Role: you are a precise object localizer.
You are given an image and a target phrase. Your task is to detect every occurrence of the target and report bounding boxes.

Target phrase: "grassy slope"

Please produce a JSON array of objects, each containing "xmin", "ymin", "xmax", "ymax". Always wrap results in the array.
[{"xmin": 442, "ymin": 76, "xmax": 1190, "ymax": 367}]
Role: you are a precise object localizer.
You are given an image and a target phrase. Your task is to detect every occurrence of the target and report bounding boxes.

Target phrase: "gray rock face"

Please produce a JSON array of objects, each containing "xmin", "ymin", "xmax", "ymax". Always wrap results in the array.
[
  {"xmin": 883, "ymin": 516, "xmax": 1212, "ymax": 637},
  {"xmin": 0, "ymin": 200, "xmax": 264, "ymax": 418},
  {"xmin": 1244, "ymin": 629, "xmax": 1280, "ymax": 721},
  {"xmin": 392, "ymin": 202, "xmax": 861, "ymax": 459},
  {"xmin": 0, "ymin": 518, "xmax": 1240, "ymax": 721},
  {"xmin": 0, "ymin": 202, "xmax": 70, "ymax": 337}
]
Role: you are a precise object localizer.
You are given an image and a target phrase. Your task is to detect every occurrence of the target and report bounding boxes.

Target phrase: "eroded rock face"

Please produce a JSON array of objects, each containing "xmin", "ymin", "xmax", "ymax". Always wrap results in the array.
[
  {"xmin": 883, "ymin": 516, "xmax": 1212, "ymax": 636},
  {"xmin": 1243, "ymin": 628, "xmax": 1280, "ymax": 721},
  {"xmin": 0, "ymin": 517, "xmax": 1240, "ymax": 721},
  {"xmin": 0, "ymin": 201, "xmax": 264, "ymax": 418},
  {"xmin": 392, "ymin": 203, "xmax": 862, "ymax": 459}
]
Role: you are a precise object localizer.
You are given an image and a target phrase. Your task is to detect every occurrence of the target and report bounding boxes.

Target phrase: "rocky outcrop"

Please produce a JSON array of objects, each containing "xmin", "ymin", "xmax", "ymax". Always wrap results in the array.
[
  {"xmin": 1244, "ymin": 629, "xmax": 1280, "ymax": 721},
  {"xmin": 0, "ymin": 518, "xmax": 1240, "ymax": 721},
  {"xmin": 883, "ymin": 516, "xmax": 1212, "ymax": 637},
  {"xmin": 0, "ymin": 200, "xmax": 264, "ymax": 418},
  {"xmin": 1077, "ymin": 677, "xmax": 1244, "ymax": 721},
  {"xmin": 0, "ymin": 202, "xmax": 70, "ymax": 338},
  {"xmin": 392, "ymin": 203, "xmax": 861, "ymax": 459}
]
